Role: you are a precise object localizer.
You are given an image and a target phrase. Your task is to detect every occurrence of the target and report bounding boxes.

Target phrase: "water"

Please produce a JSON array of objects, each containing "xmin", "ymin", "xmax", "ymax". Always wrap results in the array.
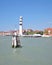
[{"xmin": 0, "ymin": 36, "xmax": 52, "ymax": 65}]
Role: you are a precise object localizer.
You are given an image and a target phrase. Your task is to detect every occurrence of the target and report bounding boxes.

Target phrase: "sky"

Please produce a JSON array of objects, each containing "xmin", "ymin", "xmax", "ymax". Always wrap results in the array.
[{"xmin": 0, "ymin": 0, "xmax": 52, "ymax": 31}]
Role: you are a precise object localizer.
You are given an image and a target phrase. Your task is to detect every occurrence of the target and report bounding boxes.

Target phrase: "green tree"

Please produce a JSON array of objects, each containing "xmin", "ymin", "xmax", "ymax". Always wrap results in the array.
[{"xmin": 36, "ymin": 31, "xmax": 43, "ymax": 35}]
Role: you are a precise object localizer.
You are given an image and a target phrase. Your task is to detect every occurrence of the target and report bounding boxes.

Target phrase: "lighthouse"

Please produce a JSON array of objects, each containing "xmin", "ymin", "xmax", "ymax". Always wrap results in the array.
[{"xmin": 19, "ymin": 16, "xmax": 23, "ymax": 36}]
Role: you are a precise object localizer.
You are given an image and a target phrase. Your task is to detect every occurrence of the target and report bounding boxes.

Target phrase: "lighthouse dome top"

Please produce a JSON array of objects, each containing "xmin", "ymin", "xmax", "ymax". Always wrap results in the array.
[{"xmin": 20, "ymin": 16, "xmax": 23, "ymax": 19}]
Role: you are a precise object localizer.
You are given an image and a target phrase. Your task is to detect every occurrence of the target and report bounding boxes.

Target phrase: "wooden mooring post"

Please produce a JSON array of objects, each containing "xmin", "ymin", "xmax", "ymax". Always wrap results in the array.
[{"xmin": 12, "ymin": 32, "xmax": 20, "ymax": 48}]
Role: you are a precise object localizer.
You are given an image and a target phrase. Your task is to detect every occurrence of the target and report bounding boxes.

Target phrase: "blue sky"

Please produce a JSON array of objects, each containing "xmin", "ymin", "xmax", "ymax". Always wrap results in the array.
[{"xmin": 0, "ymin": 0, "xmax": 52, "ymax": 31}]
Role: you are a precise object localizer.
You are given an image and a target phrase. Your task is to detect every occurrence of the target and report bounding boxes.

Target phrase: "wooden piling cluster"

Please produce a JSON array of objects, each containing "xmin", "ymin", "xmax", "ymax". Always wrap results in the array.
[{"xmin": 12, "ymin": 32, "xmax": 20, "ymax": 48}]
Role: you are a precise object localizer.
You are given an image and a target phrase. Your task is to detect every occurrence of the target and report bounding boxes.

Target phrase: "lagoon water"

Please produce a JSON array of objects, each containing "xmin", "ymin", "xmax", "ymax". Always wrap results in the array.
[{"xmin": 0, "ymin": 36, "xmax": 52, "ymax": 65}]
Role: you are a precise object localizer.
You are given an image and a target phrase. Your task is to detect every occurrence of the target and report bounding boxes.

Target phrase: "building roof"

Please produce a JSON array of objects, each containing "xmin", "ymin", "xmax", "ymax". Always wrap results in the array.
[{"xmin": 45, "ymin": 28, "xmax": 52, "ymax": 31}]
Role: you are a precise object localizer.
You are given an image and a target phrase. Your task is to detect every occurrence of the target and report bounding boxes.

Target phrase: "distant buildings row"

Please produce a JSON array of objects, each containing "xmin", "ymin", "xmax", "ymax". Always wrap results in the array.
[{"xmin": 0, "ymin": 28, "xmax": 52, "ymax": 36}]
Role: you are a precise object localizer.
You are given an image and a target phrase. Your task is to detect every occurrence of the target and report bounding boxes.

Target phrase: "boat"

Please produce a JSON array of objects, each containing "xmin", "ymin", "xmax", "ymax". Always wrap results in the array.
[
  {"xmin": 33, "ymin": 34, "xmax": 42, "ymax": 37},
  {"xmin": 42, "ymin": 34, "xmax": 50, "ymax": 37}
]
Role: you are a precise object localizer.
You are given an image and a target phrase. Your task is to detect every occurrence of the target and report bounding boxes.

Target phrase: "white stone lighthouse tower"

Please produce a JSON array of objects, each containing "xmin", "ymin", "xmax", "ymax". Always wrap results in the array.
[{"xmin": 19, "ymin": 16, "xmax": 23, "ymax": 36}]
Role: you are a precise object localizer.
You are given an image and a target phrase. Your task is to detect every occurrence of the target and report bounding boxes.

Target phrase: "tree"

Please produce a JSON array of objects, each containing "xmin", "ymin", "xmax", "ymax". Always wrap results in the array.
[{"xmin": 36, "ymin": 31, "xmax": 43, "ymax": 35}]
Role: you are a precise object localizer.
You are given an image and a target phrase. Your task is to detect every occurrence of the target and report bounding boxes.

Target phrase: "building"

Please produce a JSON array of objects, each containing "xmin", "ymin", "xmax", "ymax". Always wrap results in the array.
[{"xmin": 44, "ymin": 28, "xmax": 52, "ymax": 36}]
